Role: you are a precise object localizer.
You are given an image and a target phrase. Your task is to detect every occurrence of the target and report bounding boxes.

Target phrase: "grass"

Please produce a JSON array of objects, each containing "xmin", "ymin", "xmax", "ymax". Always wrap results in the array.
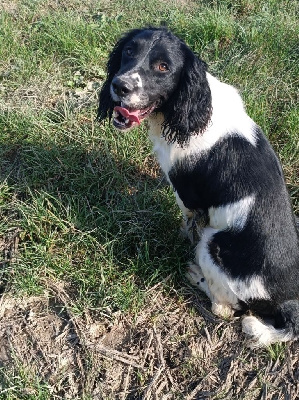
[{"xmin": 0, "ymin": 0, "xmax": 298, "ymax": 398}]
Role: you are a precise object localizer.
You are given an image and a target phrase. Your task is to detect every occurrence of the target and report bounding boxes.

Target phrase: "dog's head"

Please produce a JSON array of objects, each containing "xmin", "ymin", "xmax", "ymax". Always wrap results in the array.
[{"xmin": 98, "ymin": 27, "xmax": 212, "ymax": 145}]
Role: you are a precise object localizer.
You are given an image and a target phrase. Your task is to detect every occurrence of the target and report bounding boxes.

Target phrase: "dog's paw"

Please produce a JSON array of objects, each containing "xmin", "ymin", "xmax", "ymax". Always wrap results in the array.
[{"xmin": 211, "ymin": 302, "xmax": 234, "ymax": 320}]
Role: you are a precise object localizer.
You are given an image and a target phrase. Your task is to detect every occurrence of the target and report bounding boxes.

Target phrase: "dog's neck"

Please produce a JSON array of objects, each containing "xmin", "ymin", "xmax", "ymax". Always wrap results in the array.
[
  {"xmin": 147, "ymin": 73, "xmax": 258, "ymax": 152},
  {"xmin": 148, "ymin": 112, "xmax": 188, "ymax": 176}
]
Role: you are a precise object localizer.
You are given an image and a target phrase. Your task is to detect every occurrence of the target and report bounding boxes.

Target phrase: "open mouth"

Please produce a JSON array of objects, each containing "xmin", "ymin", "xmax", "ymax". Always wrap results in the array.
[{"xmin": 113, "ymin": 103, "xmax": 157, "ymax": 130}]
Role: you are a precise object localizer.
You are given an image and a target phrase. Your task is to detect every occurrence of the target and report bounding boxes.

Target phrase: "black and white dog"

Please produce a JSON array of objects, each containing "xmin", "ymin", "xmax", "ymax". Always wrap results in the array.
[{"xmin": 98, "ymin": 27, "xmax": 299, "ymax": 347}]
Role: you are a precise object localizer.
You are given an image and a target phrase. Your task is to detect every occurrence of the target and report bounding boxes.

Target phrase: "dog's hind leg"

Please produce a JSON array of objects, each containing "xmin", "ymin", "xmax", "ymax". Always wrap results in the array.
[
  {"xmin": 186, "ymin": 262, "xmax": 212, "ymax": 298},
  {"xmin": 186, "ymin": 262, "xmax": 234, "ymax": 319}
]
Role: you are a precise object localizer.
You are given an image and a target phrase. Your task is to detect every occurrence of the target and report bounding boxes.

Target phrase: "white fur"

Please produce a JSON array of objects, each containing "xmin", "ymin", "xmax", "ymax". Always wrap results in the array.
[
  {"xmin": 209, "ymin": 195, "xmax": 255, "ymax": 232},
  {"xmin": 149, "ymin": 113, "xmax": 181, "ymax": 175},
  {"xmin": 111, "ymin": 90, "xmax": 144, "ymax": 107},
  {"xmin": 174, "ymin": 191, "xmax": 193, "ymax": 218},
  {"xmin": 187, "ymin": 262, "xmax": 235, "ymax": 319},
  {"xmin": 187, "ymin": 262, "xmax": 212, "ymax": 299},
  {"xmin": 103, "ymin": 28, "xmax": 299, "ymax": 346},
  {"xmin": 148, "ymin": 69, "xmax": 295, "ymax": 346},
  {"xmin": 131, "ymin": 72, "xmax": 143, "ymax": 88},
  {"xmin": 206, "ymin": 74, "xmax": 257, "ymax": 148},
  {"xmin": 128, "ymin": 93, "xmax": 144, "ymax": 105},
  {"xmin": 242, "ymin": 316, "xmax": 293, "ymax": 348},
  {"xmin": 110, "ymin": 72, "xmax": 143, "ymax": 105},
  {"xmin": 230, "ymin": 277, "xmax": 270, "ymax": 302}
]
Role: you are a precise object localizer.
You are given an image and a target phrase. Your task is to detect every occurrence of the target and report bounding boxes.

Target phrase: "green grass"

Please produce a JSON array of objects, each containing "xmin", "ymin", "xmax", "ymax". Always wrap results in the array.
[
  {"xmin": 0, "ymin": 363, "xmax": 51, "ymax": 400},
  {"xmin": 0, "ymin": 0, "xmax": 298, "ymax": 398}
]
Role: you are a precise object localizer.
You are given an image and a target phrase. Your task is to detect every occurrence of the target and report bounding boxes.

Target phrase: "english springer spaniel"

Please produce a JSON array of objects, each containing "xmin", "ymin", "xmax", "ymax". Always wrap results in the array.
[{"xmin": 98, "ymin": 27, "xmax": 299, "ymax": 347}]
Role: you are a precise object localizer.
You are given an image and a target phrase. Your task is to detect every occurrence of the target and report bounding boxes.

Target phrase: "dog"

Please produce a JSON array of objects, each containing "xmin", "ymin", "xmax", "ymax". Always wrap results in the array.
[{"xmin": 97, "ymin": 27, "xmax": 299, "ymax": 347}]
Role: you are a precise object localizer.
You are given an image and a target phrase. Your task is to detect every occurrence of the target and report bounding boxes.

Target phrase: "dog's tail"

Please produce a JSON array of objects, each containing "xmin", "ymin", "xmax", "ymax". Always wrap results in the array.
[{"xmin": 242, "ymin": 300, "xmax": 299, "ymax": 347}]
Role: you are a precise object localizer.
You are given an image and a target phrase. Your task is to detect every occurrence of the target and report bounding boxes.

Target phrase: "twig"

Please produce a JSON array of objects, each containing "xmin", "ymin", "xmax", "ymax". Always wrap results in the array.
[
  {"xmin": 203, "ymin": 326, "xmax": 213, "ymax": 347},
  {"xmin": 153, "ymin": 325, "xmax": 166, "ymax": 368},
  {"xmin": 262, "ymin": 383, "xmax": 268, "ymax": 400},
  {"xmin": 185, "ymin": 368, "xmax": 218, "ymax": 400},
  {"xmin": 96, "ymin": 345, "xmax": 142, "ymax": 369},
  {"xmin": 142, "ymin": 325, "xmax": 167, "ymax": 399},
  {"xmin": 146, "ymin": 274, "xmax": 172, "ymax": 293},
  {"xmin": 0, "ymin": 293, "xmax": 7, "ymax": 318},
  {"xmin": 122, "ymin": 364, "xmax": 132, "ymax": 400},
  {"xmin": 192, "ymin": 301, "xmax": 222, "ymax": 323},
  {"xmin": 142, "ymin": 366, "xmax": 164, "ymax": 400},
  {"xmin": 155, "ymin": 379, "xmax": 168, "ymax": 397},
  {"xmin": 142, "ymin": 329, "xmax": 154, "ymax": 367}
]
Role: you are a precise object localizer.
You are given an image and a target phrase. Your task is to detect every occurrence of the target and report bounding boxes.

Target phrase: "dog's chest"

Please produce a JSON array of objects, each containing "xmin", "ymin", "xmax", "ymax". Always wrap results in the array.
[{"xmin": 150, "ymin": 137, "xmax": 173, "ymax": 177}]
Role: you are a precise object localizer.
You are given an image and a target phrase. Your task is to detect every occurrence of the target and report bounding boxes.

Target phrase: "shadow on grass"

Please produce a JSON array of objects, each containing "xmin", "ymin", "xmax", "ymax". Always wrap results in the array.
[{"xmin": 0, "ymin": 135, "xmax": 192, "ymax": 310}]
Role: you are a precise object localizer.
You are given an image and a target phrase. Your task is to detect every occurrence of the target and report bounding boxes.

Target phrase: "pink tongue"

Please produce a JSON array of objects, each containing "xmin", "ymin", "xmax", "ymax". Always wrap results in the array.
[{"xmin": 114, "ymin": 106, "xmax": 140, "ymax": 125}]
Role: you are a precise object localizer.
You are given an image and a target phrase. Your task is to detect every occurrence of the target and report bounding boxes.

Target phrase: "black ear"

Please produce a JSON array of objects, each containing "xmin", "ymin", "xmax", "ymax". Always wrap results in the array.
[
  {"xmin": 161, "ymin": 46, "xmax": 212, "ymax": 146},
  {"xmin": 97, "ymin": 29, "xmax": 144, "ymax": 122}
]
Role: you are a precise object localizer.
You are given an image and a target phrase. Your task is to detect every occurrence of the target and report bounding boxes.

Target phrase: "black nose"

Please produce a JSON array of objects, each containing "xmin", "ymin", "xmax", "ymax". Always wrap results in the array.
[{"xmin": 111, "ymin": 77, "xmax": 133, "ymax": 97}]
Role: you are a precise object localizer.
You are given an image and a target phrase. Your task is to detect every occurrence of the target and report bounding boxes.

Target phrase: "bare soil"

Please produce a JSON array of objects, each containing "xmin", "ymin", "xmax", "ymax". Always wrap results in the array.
[{"xmin": 1, "ymin": 279, "xmax": 299, "ymax": 399}]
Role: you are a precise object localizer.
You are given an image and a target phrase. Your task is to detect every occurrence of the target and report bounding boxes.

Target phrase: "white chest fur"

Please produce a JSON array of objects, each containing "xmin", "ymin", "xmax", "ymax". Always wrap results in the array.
[{"xmin": 148, "ymin": 113, "xmax": 181, "ymax": 178}]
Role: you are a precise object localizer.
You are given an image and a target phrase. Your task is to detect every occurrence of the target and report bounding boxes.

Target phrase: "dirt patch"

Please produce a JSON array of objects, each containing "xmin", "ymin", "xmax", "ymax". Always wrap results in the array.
[
  {"xmin": 0, "ymin": 75, "xmax": 101, "ymax": 118},
  {"xmin": 0, "ymin": 280, "xmax": 299, "ymax": 399},
  {"xmin": 0, "ymin": 1, "xmax": 18, "ymax": 14}
]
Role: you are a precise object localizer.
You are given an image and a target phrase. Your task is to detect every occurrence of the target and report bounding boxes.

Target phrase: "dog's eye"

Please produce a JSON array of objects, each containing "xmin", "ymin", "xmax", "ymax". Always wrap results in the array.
[
  {"xmin": 125, "ymin": 47, "xmax": 134, "ymax": 57},
  {"xmin": 158, "ymin": 63, "xmax": 169, "ymax": 72}
]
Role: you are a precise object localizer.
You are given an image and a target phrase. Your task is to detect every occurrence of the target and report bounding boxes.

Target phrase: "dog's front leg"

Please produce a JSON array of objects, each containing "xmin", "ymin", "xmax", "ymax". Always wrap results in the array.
[
  {"xmin": 174, "ymin": 192, "xmax": 207, "ymax": 243},
  {"xmin": 182, "ymin": 211, "xmax": 208, "ymax": 243}
]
